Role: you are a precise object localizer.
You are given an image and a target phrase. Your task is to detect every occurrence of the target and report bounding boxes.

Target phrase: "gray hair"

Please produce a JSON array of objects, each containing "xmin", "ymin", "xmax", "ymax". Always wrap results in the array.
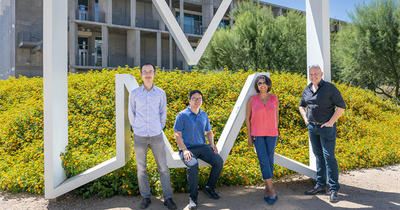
[{"xmin": 308, "ymin": 64, "xmax": 323, "ymax": 72}]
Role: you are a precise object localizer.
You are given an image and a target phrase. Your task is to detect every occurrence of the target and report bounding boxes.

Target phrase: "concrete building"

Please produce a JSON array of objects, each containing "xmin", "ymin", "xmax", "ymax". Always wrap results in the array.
[
  {"xmin": 0, "ymin": 0, "xmax": 344, "ymax": 79},
  {"xmin": 0, "ymin": 0, "xmax": 43, "ymax": 79}
]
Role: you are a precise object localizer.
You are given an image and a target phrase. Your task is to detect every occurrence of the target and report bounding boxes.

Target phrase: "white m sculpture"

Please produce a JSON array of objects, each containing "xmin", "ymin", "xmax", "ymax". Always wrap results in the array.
[{"xmin": 44, "ymin": 0, "xmax": 331, "ymax": 199}]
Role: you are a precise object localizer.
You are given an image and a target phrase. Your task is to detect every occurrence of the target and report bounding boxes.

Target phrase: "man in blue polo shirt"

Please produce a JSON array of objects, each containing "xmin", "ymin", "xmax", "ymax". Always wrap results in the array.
[{"xmin": 174, "ymin": 90, "xmax": 224, "ymax": 209}]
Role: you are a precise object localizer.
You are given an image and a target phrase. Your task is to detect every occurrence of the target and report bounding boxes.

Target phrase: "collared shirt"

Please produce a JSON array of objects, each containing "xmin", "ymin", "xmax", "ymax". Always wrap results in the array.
[
  {"xmin": 173, "ymin": 107, "xmax": 212, "ymax": 148},
  {"xmin": 129, "ymin": 85, "xmax": 167, "ymax": 137},
  {"xmin": 299, "ymin": 80, "xmax": 346, "ymax": 124}
]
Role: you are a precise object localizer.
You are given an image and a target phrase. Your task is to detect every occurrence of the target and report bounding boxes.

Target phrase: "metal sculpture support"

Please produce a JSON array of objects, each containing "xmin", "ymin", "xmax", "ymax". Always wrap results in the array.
[
  {"xmin": 152, "ymin": 0, "xmax": 232, "ymax": 65},
  {"xmin": 306, "ymin": 0, "xmax": 331, "ymax": 170}
]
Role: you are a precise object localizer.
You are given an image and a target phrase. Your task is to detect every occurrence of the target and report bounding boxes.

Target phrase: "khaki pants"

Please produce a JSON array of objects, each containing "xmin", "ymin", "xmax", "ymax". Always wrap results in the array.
[{"xmin": 134, "ymin": 133, "xmax": 173, "ymax": 199}]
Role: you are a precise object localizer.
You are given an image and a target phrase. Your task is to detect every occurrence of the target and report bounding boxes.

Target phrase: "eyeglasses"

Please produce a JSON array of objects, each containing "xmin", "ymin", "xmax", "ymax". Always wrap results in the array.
[
  {"xmin": 141, "ymin": 70, "xmax": 155, "ymax": 75},
  {"xmin": 257, "ymin": 81, "xmax": 267, "ymax": 86},
  {"xmin": 191, "ymin": 97, "xmax": 202, "ymax": 102},
  {"xmin": 309, "ymin": 73, "xmax": 321, "ymax": 76}
]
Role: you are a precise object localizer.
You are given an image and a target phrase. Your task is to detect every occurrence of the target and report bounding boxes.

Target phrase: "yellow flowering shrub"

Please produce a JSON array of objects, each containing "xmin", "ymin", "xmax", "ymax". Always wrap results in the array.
[{"xmin": 0, "ymin": 67, "xmax": 399, "ymax": 197}]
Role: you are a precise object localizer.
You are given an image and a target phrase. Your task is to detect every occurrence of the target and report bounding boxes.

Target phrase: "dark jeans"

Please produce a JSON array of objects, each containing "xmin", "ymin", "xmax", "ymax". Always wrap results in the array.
[
  {"xmin": 308, "ymin": 123, "xmax": 340, "ymax": 192},
  {"xmin": 179, "ymin": 144, "xmax": 224, "ymax": 201},
  {"xmin": 254, "ymin": 136, "xmax": 277, "ymax": 180}
]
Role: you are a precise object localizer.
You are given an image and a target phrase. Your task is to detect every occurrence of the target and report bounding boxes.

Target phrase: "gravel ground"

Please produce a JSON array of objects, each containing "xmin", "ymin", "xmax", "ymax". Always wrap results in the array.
[{"xmin": 1, "ymin": 164, "xmax": 399, "ymax": 210}]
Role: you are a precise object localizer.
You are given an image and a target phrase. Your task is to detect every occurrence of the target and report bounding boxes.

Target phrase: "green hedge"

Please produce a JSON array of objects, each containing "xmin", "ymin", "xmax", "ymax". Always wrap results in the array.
[{"xmin": 0, "ymin": 67, "xmax": 399, "ymax": 198}]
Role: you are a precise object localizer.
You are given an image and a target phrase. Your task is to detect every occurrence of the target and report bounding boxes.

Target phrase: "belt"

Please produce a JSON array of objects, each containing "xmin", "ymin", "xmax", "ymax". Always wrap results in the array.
[{"xmin": 310, "ymin": 121, "xmax": 324, "ymax": 126}]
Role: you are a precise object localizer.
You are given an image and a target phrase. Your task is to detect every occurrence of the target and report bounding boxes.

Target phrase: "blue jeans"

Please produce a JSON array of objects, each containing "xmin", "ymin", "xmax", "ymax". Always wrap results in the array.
[
  {"xmin": 179, "ymin": 144, "xmax": 224, "ymax": 202},
  {"xmin": 308, "ymin": 123, "xmax": 340, "ymax": 192},
  {"xmin": 254, "ymin": 136, "xmax": 277, "ymax": 180}
]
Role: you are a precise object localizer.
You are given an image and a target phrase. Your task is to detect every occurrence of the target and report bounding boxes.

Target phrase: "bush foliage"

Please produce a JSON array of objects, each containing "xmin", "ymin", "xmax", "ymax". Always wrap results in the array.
[
  {"xmin": 199, "ymin": 2, "xmax": 307, "ymax": 74},
  {"xmin": 1, "ymin": 67, "xmax": 399, "ymax": 198},
  {"xmin": 333, "ymin": 0, "xmax": 400, "ymax": 101}
]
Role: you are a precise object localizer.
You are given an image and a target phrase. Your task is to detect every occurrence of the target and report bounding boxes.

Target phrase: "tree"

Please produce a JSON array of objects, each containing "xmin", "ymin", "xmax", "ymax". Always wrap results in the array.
[
  {"xmin": 199, "ymin": 2, "xmax": 307, "ymax": 74},
  {"xmin": 334, "ymin": 0, "xmax": 400, "ymax": 101}
]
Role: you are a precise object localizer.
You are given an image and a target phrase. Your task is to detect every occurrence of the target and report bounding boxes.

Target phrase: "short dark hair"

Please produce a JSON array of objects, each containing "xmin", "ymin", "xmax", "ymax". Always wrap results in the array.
[
  {"xmin": 140, "ymin": 63, "xmax": 156, "ymax": 73},
  {"xmin": 189, "ymin": 90, "xmax": 203, "ymax": 100},
  {"xmin": 254, "ymin": 75, "xmax": 272, "ymax": 93}
]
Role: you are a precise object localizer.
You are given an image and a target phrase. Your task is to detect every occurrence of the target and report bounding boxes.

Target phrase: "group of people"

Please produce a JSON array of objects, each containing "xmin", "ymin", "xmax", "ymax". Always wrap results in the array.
[{"xmin": 128, "ymin": 63, "xmax": 346, "ymax": 209}]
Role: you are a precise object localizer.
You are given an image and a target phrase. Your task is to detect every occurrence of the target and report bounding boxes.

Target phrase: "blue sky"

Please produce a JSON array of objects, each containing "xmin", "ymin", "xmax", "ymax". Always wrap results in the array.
[{"xmin": 261, "ymin": 0, "xmax": 375, "ymax": 22}]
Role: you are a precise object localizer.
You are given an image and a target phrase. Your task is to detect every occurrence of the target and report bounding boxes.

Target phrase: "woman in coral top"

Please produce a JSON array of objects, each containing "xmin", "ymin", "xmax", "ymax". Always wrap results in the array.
[{"xmin": 245, "ymin": 75, "xmax": 279, "ymax": 204}]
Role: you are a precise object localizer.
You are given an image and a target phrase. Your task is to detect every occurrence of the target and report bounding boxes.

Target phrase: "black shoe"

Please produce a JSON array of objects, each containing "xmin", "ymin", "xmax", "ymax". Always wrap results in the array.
[
  {"xmin": 164, "ymin": 198, "xmax": 177, "ymax": 210},
  {"xmin": 329, "ymin": 191, "xmax": 339, "ymax": 203},
  {"xmin": 140, "ymin": 198, "xmax": 151, "ymax": 209},
  {"xmin": 203, "ymin": 186, "xmax": 220, "ymax": 199},
  {"xmin": 304, "ymin": 185, "xmax": 327, "ymax": 195}
]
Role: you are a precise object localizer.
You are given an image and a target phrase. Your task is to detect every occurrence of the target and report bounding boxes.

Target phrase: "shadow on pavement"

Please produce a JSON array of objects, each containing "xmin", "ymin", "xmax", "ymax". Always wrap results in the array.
[{"xmin": 45, "ymin": 178, "xmax": 400, "ymax": 210}]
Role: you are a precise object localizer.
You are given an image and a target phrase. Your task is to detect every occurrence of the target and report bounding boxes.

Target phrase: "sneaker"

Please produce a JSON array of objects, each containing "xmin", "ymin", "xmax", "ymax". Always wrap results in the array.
[
  {"xmin": 139, "ymin": 198, "xmax": 151, "ymax": 209},
  {"xmin": 188, "ymin": 197, "xmax": 197, "ymax": 210},
  {"xmin": 203, "ymin": 186, "xmax": 220, "ymax": 199},
  {"xmin": 304, "ymin": 185, "xmax": 327, "ymax": 195},
  {"xmin": 329, "ymin": 191, "xmax": 339, "ymax": 203},
  {"xmin": 163, "ymin": 198, "xmax": 177, "ymax": 210}
]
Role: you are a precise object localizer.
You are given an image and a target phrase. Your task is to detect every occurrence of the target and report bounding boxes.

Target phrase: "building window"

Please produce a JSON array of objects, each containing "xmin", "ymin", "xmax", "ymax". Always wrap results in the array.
[
  {"xmin": 78, "ymin": 37, "xmax": 89, "ymax": 66},
  {"xmin": 176, "ymin": 12, "xmax": 203, "ymax": 35},
  {"xmin": 218, "ymin": 19, "xmax": 230, "ymax": 29},
  {"xmin": 78, "ymin": 0, "xmax": 99, "ymax": 22},
  {"xmin": 78, "ymin": 0, "xmax": 88, "ymax": 21},
  {"xmin": 94, "ymin": 37, "xmax": 102, "ymax": 66},
  {"xmin": 94, "ymin": 0, "xmax": 99, "ymax": 22}
]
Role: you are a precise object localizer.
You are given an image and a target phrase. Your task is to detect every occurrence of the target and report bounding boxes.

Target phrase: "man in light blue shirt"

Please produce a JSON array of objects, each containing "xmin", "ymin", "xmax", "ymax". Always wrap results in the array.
[{"xmin": 129, "ymin": 63, "xmax": 176, "ymax": 210}]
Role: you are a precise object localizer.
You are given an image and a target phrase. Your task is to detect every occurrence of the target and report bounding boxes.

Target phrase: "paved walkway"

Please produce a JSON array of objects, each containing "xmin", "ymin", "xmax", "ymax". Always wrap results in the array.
[{"xmin": 1, "ymin": 164, "xmax": 399, "ymax": 210}]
